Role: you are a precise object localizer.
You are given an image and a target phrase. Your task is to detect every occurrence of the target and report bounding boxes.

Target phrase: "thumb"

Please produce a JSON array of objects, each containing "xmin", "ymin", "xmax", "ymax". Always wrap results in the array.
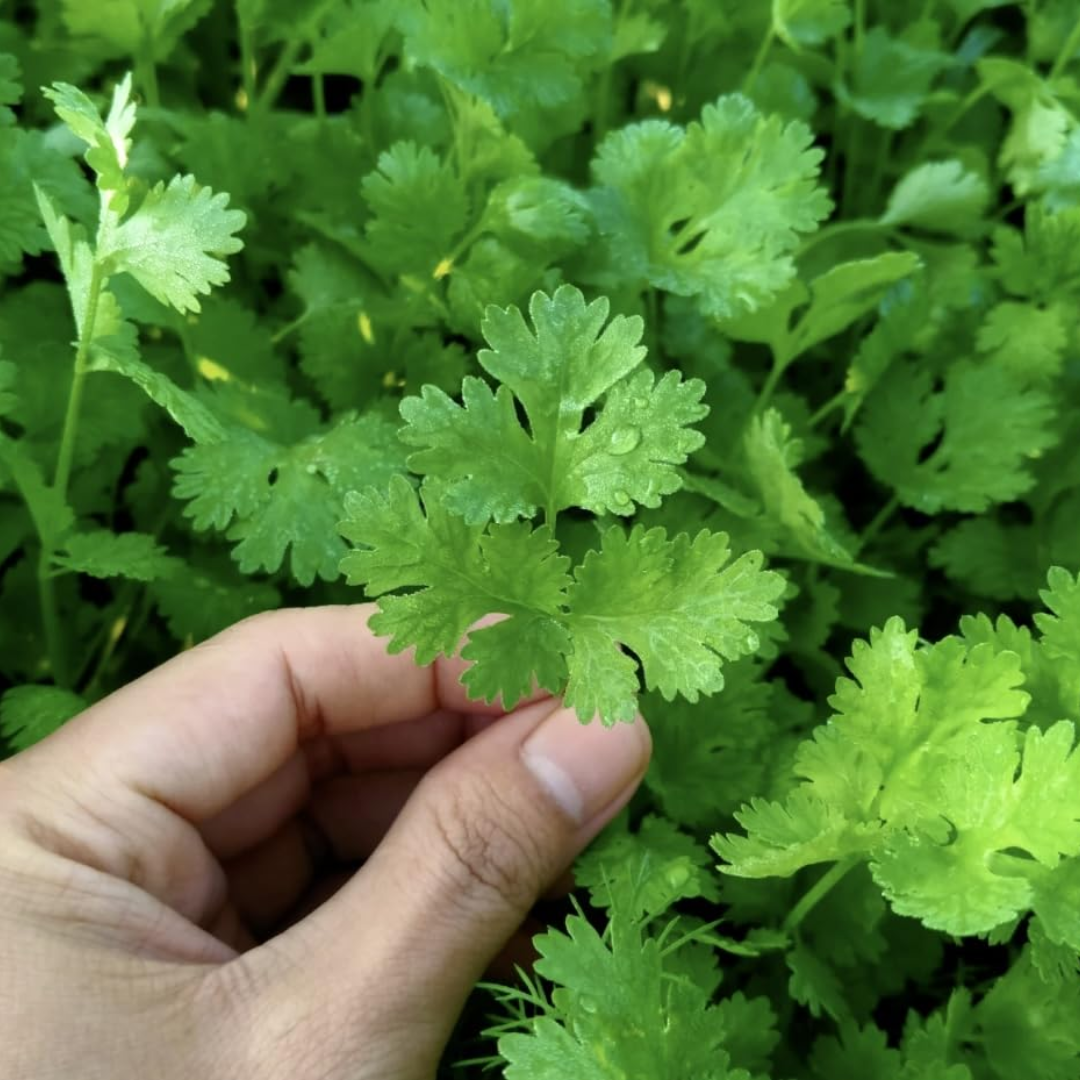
[{"xmin": 252, "ymin": 697, "xmax": 650, "ymax": 1078}]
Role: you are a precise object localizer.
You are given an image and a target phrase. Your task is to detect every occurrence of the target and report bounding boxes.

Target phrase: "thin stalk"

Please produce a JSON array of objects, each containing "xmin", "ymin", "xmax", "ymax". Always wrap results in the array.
[
  {"xmin": 313, "ymin": 72, "xmax": 326, "ymax": 118},
  {"xmin": 271, "ymin": 310, "xmax": 311, "ymax": 344},
  {"xmin": 808, "ymin": 388, "xmax": 847, "ymax": 428},
  {"xmin": 137, "ymin": 43, "xmax": 161, "ymax": 108},
  {"xmin": 796, "ymin": 218, "xmax": 882, "ymax": 258},
  {"xmin": 594, "ymin": 0, "xmax": 629, "ymax": 137},
  {"xmin": 1049, "ymin": 17, "xmax": 1080, "ymax": 80},
  {"xmin": 257, "ymin": 36, "xmax": 305, "ymax": 111},
  {"xmin": 782, "ymin": 857, "xmax": 859, "ymax": 935},
  {"xmin": 38, "ymin": 263, "xmax": 106, "ymax": 686},
  {"xmin": 858, "ymin": 493, "xmax": 900, "ymax": 552},
  {"xmin": 743, "ymin": 26, "xmax": 774, "ymax": 94},
  {"xmin": 866, "ymin": 129, "xmax": 893, "ymax": 216},
  {"xmin": 239, "ymin": 18, "xmax": 256, "ymax": 107},
  {"xmin": 853, "ymin": 0, "xmax": 866, "ymax": 56},
  {"xmin": 754, "ymin": 360, "xmax": 785, "ymax": 415}
]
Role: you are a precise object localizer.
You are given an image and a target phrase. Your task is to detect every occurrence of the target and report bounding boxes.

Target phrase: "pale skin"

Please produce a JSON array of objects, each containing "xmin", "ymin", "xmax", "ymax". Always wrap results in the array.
[{"xmin": 0, "ymin": 605, "xmax": 651, "ymax": 1079}]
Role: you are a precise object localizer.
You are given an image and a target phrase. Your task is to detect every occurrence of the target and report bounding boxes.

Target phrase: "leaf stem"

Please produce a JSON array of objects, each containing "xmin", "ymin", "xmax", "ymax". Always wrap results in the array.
[
  {"xmin": 754, "ymin": 360, "xmax": 786, "ymax": 415},
  {"xmin": 313, "ymin": 72, "xmax": 326, "ymax": 118},
  {"xmin": 858, "ymin": 493, "xmax": 900, "ymax": 551},
  {"xmin": 808, "ymin": 388, "xmax": 848, "ymax": 428},
  {"xmin": 37, "ymin": 262, "xmax": 106, "ymax": 686},
  {"xmin": 796, "ymin": 217, "xmax": 882, "ymax": 257},
  {"xmin": 743, "ymin": 25, "xmax": 774, "ymax": 94},
  {"xmin": 137, "ymin": 42, "xmax": 161, "ymax": 108},
  {"xmin": 257, "ymin": 37, "xmax": 305, "ymax": 111},
  {"xmin": 782, "ymin": 856, "xmax": 859, "ymax": 935},
  {"xmin": 1049, "ymin": 17, "xmax": 1080, "ymax": 80}
]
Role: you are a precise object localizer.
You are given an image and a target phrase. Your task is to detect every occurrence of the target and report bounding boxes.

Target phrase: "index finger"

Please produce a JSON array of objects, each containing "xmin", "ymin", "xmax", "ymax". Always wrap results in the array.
[{"xmin": 16, "ymin": 604, "xmax": 503, "ymax": 824}]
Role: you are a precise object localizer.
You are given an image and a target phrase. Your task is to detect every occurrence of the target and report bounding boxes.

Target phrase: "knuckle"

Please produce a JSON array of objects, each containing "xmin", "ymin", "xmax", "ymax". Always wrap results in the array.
[{"xmin": 425, "ymin": 771, "xmax": 547, "ymax": 913}]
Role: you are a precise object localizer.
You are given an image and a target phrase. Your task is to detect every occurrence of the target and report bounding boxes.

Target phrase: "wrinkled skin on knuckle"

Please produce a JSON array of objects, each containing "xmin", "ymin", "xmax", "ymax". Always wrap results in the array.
[{"xmin": 424, "ymin": 771, "xmax": 550, "ymax": 916}]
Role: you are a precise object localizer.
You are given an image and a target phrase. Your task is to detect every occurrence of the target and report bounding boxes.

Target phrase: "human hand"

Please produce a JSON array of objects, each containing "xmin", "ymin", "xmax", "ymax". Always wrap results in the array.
[{"xmin": 0, "ymin": 606, "xmax": 651, "ymax": 1080}]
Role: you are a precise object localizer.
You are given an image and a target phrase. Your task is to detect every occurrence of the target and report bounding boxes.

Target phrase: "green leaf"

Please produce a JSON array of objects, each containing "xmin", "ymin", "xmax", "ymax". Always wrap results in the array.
[
  {"xmin": 398, "ymin": 0, "xmax": 612, "ymax": 125},
  {"xmin": 53, "ymin": 530, "xmax": 180, "ymax": 582},
  {"xmin": 856, "ymin": 358, "xmax": 1057, "ymax": 513},
  {"xmin": 100, "ymin": 175, "xmax": 246, "ymax": 314},
  {"xmin": 591, "ymin": 94, "xmax": 832, "ymax": 318},
  {"xmin": 86, "ymin": 348, "xmax": 226, "ymax": 444},
  {"xmin": 340, "ymin": 478, "xmax": 784, "ymax": 723},
  {"xmin": 881, "ymin": 160, "xmax": 991, "ymax": 237},
  {"xmin": 59, "ymin": 0, "xmax": 211, "ymax": 58},
  {"xmin": 0, "ymin": 685, "xmax": 86, "ymax": 751},
  {"xmin": 575, "ymin": 813, "xmax": 721, "ymax": 917},
  {"xmin": 0, "ymin": 52, "xmax": 20, "ymax": 126},
  {"xmin": 773, "ymin": 0, "xmax": 851, "ymax": 49},
  {"xmin": 43, "ymin": 74, "xmax": 136, "ymax": 214},
  {"xmin": 563, "ymin": 525, "xmax": 786, "ymax": 721},
  {"xmin": 976, "ymin": 300, "xmax": 1068, "ymax": 382},
  {"xmin": 841, "ymin": 27, "xmax": 950, "ymax": 129},
  {"xmin": 340, "ymin": 475, "xmax": 573, "ymax": 708},
  {"xmin": 400, "ymin": 285, "xmax": 707, "ymax": 522},
  {"xmin": 742, "ymin": 409, "xmax": 859, "ymax": 567},
  {"xmin": 361, "ymin": 141, "xmax": 468, "ymax": 277},
  {"xmin": 174, "ymin": 410, "xmax": 408, "ymax": 585}
]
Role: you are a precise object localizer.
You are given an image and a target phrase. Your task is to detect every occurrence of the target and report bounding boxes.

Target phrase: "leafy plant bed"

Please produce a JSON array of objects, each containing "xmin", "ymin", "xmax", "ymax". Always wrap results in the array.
[{"xmin": 2, "ymin": 0, "xmax": 1080, "ymax": 1075}]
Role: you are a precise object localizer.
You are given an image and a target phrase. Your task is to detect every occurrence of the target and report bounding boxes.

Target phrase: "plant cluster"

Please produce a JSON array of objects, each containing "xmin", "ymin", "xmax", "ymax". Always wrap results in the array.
[{"xmin": 2, "ymin": 0, "xmax": 1080, "ymax": 1075}]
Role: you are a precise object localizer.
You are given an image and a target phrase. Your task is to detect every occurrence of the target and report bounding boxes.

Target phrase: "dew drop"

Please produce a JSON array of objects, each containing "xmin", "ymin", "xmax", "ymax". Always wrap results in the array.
[
  {"xmin": 580, "ymin": 996, "xmax": 599, "ymax": 1014},
  {"xmin": 305, "ymin": 463, "xmax": 318, "ymax": 475},
  {"xmin": 609, "ymin": 426, "xmax": 641, "ymax": 455},
  {"xmin": 612, "ymin": 489, "xmax": 631, "ymax": 507},
  {"xmin": 632, "ymin": 395, "xmax": 648, "ymax": 410},
  {"xmin": 744, "ymin": 631, "xmax": 760, "ymax": 652}
]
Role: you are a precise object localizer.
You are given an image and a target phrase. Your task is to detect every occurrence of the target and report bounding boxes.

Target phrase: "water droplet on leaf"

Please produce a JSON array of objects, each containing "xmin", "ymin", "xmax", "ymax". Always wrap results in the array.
[
  {"xmin": 305, "ymin": 463, "xmax": 318, "ymax": 475},
  {"xmin": 580, "ymin": 996, "xmax": 599, "ymax": 1014},
  {"xmin": 609, "ymin": 426, "xmax": 641, "ymax": 455},
  {"xmin": 612, "ymin": 489, "xmax": 631, "ymax": 507}
]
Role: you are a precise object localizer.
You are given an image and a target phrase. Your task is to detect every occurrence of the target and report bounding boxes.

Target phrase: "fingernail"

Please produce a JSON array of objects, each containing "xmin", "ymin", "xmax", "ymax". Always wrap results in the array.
[{"xmin": 521, "ymin": 707, "xmax": 651, "ymax": 824}]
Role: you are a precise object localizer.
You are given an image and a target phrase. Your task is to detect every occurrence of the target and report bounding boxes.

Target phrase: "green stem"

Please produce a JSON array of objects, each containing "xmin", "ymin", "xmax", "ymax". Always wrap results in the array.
[
  {"xmin": 239, "ymin": 18, "xmax": 256, "ymax": 108},
  {"xmin": 797, "ymin": 218, "xmax": 882, "ymax": 257},
  {"xmin": 1049, "ymin": 17, "xmax": 1080, "ymax": 80},
  {"xmin": 257, "ymin": 36, "xmax": 305, "ymax": 111},
  {"xmin": 808, "ymin": 388, "xmax": 847, "ymax": 428},
  {"xmin": 853, "ymin": 0, "xmax": 866, "ymax": 56},
  {"xmin": 313, "ymin": 72, "xmax": 326, "ymax": 118},
  {"xmin": 271, "ymin": 310, "xmax": 311, "ymax": 344},
  {"xmin": 743, "ymin": 26, "xmax": 774, "ymax": 94},
  {"xmin": 136, "ymin": 37, "xmax": 160, "ymax": 108},
  {"xmin": 755, "ymin": 360, "xmax": 786, "ymax": 415},
  {"xmin": 594, "ymin": 0, "xmax": 628, "ymax": 137},
  {"xmin": 782, "ymin": 857, "xmax": 859, "ymax": 935},
  {"xmin": 858, "ymin": 493, "xmax": 900, "ymax": 552},
  {"xmin": 38, "ymin": 263, "xmax": 106, "ymax": 686}
]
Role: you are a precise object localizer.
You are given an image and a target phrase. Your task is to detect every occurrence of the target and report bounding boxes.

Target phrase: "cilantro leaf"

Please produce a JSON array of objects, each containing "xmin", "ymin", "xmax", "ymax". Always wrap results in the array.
[
  {"xmin": 496, "ymin": 907, "xmax": 747, "ymax": 1080},
  {"xmin": 361, "ymin": 142, "xmax": 468, "ymax": 278},
  {"xmin": 174, "ymin": 411, "xmax": 407, "ymax": 585},
  {"xmin": 590, "ymin": 94, "xmax": 832, "ymax": 318},
  {"xmin": 43, "ymin": 74, "xmax": 135, "ymax": 214},
  {"xmin": 855, "ymin": 358, "xmax": 1057, "ymax": 513},
  {"xmin": 773, "ymin": 0, "xmax": 851, "ymax": 50},
  {"xmin": 840, "ymin": 27, "xmax": 949, "ymax": 129},
  {"xmin": 880, "ymin": 160, "xmax": 990, "ymax": 236},
  {"xmin": 400, "ymin": 285, "xmax": 707, "ymax": 522},
  {"xmin": 52, "ymin": 530, "xmax": 180, "ymax": 582},
  {"xmin": 0, "ymin": 52, "xmax": 20, "ymax": 126},
  {"xmin": 742, "ymin": 409, "xmax": 859, "ymax": 567},
  {"xmin": 340, "ymin": 477, "xmax": 783, "ymax": 723},
  {"xmin": 397, "ymin": 0, "xmax": 611, "ymax": 127},
  {"xmin": 564, "ymin": 525, "xmax": 786, "ymax": 721},
  {"xmin": 99, "ymin": 175, "xmax": 246, "ymax": 314},
  {"xmin": 0, "ymin": 685, "xmax": 85, "ymax": 752}
]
